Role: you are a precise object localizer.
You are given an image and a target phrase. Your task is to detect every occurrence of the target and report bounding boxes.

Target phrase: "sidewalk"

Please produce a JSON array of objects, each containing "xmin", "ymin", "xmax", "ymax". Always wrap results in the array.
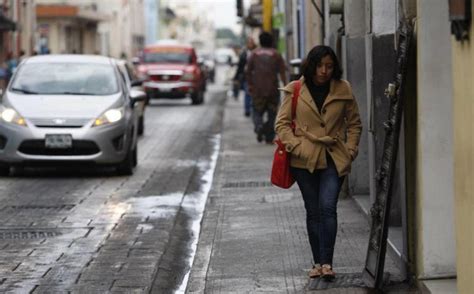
[{"xmin": 186, "ymin": 95, "xmax": 410, "ymax": 293}]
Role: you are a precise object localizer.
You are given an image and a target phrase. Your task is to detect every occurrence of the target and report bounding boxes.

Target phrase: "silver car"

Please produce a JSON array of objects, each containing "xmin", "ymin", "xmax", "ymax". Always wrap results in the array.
[
  {"xmin": 0, "ymin": 55, "xmax": 145, "ymax": 176},
  {"xmin": 115, "ymin": 59, "xmax": 146, "ymax": 135}
]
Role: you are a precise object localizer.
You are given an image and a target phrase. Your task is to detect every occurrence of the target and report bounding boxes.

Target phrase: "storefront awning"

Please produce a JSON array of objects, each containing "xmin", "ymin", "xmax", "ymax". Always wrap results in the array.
[{"xmin": 0, "ymin": 13, "xmax": 16, "ymax": 31}]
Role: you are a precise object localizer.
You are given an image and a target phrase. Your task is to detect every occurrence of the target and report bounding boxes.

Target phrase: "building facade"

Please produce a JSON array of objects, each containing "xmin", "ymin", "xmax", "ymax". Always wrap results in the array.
[
  {"xmin": 242, "ymin": 0, "xmax": 465, "ymax": 292},
  {"xmin": 449, "ymin": 1, "xmax": 474, "ymax": 292},
  {"xmin": 35, "ymin": 1, "xmax": 108, "ymax": 55},
  {"xmin": 1, "ymin": 0, "xmax": 36, "ymax": 57},
  {"xmin": 95, "ymin": 0, "xmax": 146, "ymax": 59},
  {"xmin": 0, "ymin": 0, "xmax": 36, "ymax": 90},
  {"xmin": 165, "ymin": 0, "xmax": 216, "ymax": 55},
  {"xmin": 35, "ymin": 0, "xmax": 147, "ymax": 60}
]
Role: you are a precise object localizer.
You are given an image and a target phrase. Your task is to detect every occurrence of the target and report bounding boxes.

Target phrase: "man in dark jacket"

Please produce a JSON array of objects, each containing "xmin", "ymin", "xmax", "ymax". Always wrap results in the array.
[
  {"xmin": 233, "ymin": 37, "xmax": 256, "ymax": 116},
  {"xmin": 245, "ymin": 32, "xmax": 287, "ymax": 143}
]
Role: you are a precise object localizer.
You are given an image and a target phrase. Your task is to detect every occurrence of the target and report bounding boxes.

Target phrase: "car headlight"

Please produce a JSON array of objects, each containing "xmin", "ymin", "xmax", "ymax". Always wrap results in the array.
[
  {"xmin": 93, "ymin": 107, "xmax": 124, "ymax": 127},
  {"xmin": 182, "ymin": 72, "xmax": 194, "ymax": 81},
  {"xmin": 0, "ymin": 106, "xmax": 26, "ymax": 126}
]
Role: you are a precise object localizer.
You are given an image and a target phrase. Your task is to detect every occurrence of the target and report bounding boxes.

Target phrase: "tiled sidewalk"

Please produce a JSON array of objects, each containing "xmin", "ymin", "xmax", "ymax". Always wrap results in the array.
[{"xmin": 187, "ymin": 95, "xmax": 406, "ymax": 293}]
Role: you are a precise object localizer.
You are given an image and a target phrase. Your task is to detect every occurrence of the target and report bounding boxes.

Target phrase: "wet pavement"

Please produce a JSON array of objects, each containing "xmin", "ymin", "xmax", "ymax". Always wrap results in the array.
[
  {"xmin": 0, "ymin": 65, "xmax": 418, "ymax": 293},
  {"xmin": 0, "ymin": 76, "xmax": 228, "ymax": 293}
]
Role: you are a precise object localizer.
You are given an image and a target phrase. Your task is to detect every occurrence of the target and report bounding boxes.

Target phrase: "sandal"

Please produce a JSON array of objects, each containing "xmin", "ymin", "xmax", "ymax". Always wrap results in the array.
[
  {"xmin": 321, "ymin": 264, "xmax": 336, "ymax": 281},
  {"xmin": 309, "ymin": 264, "xmax": 322, "ymax": 278}
]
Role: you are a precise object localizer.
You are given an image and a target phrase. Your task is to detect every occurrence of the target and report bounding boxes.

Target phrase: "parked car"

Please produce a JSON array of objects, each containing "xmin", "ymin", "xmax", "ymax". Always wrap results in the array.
[
  {"xmin": 115, "ymin": 59, "xmax": 146, "ymax": 135},
  {"xmin": 0, "ymin": 54, "xmax": 146, "ymax": 176},
  {"xmin": 136, "ymin": 41, "xmax": 206, "ymax": 105}
]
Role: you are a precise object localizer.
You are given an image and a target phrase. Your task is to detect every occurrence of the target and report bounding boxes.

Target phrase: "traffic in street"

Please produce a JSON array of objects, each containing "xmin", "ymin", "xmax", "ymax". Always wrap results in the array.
[{"xmin": 0, "ymin": 65, "xmax": 230, "ymax": 293}]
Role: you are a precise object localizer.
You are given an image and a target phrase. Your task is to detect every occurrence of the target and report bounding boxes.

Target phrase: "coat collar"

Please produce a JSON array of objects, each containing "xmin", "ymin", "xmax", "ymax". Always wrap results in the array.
[
  {"xmin": 289, "ymin": 77, "xmax": 353, "ymax": 118},
  {"xmin": 299, "ymin": 81, "xmax": 320, "ymax": 117},
  {"xmin": 323, "ymin": 78, "xmax": 353, "ymax": 108}
]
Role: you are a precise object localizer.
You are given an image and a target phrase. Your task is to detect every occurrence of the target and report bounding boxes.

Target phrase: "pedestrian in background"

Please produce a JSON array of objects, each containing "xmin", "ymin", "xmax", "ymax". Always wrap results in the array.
[
  {"xmin": 233, "ymin": 36, "xmax": 256, "ymax": 117},
  {"xmin": 275, "ymin": 45, "xmax": 362, "ymax": 280},
  {"xmin": 246, "ymin": 32, "xmax": 287, "ymax": 143},
  {"xmin": 0, "ymin": 58, "xmax": 7, "ymax": 91},
  {"xmin": 18, "ymin": 50, "xmax": 26, "ymax": 63},
  {"xmin": 5, "ymin": 52, "xmax": 18, "ymax": 85}
]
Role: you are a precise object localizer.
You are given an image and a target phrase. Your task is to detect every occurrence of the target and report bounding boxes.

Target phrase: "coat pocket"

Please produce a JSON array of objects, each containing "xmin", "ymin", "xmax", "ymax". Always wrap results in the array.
[
  {"xmin": 293, "ymin": 137, "xmax": 315, "ymax": 161},
  {"xmin": 336, "ymin": 138, "xmax": 352, "ymax": 160},
  {"xmin": 330, "ymin": 139, "xmax": 352, "ymax": 176}
]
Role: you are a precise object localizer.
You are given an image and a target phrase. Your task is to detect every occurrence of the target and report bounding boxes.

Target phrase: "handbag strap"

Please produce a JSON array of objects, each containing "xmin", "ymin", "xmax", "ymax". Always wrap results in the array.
[{"xmin": 291, "ymin": 80, "xmax": 301, "ymax": 127}]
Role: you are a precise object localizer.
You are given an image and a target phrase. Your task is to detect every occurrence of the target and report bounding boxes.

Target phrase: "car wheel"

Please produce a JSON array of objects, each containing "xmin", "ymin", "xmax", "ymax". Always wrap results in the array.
[
  {"xmin": 138, "ymin": 115, "xmax": 144, "ymax": 135},
  {"xmin": 191, "ymin": 91, "xmax": 204, "ymax": 105},
  {"xmin": 199, "ymin": 90, "xmax": 205, "ymax": 104},
  {"xmin": 132, "ymin": 146, "xmax": 138, "ymax": 167},
  {"xmin": 116, "ymin": 146, "xmax": 136, "ymax": 175},
  {"xmin": 0, "ymin": 164, "xmax": 10, "ymax": 176},
  {"xmin": 191, "ymin": 92, "xmax": 200, "ymax": 105}
]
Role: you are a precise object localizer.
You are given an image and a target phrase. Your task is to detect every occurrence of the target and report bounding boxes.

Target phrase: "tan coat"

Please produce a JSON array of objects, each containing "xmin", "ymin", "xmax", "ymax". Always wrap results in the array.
[{"xmin": 275, "ymin": 77, "xmax": 362, "ymax": 176}]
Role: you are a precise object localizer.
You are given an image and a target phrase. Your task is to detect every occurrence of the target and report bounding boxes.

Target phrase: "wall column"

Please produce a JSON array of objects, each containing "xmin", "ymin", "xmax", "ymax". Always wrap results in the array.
[{"xmin": 416, "ymin": 0, "xmax": 456, "ymax": 279}]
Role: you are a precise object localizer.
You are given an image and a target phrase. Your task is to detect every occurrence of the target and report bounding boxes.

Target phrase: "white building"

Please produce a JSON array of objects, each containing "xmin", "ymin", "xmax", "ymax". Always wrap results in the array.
[
  {"xmin": 95, "ymin": 0, "xmax": 146, "ymax": 59},
  {"xmin": 35, "ymin": 0, "xmax": 147, "ymax": 59},
  {"xmin": 166, "ymin": 0, "xmax": 216, "ymax": 55},
  {"xmin": 35, "ymin": 0, "xmax": 108, "ymax": 54}
]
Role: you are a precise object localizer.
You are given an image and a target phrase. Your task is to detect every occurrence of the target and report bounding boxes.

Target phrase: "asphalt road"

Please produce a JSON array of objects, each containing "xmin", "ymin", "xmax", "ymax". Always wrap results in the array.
[{"xmin": 0, "ymin": 70, "xmax": 229, "ymax": 293}]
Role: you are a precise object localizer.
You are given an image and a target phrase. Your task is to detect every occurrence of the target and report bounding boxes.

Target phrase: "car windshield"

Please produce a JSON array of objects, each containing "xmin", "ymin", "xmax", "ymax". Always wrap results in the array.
[
  {"xmin": 143, "ymin": 49, "xmax": 192, "ymax": 64},
  {"xmin": 10, "ymin": 62, "xmax": 119, "ymax": 95}
]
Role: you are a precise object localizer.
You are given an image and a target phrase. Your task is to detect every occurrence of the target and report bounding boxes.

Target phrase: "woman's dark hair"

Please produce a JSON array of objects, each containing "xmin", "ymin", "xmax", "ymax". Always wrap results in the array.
[
  {"xmin": 301, "ymin": 45, "xmax": 342, "ymax": 82},
  {"xmin": 259, "ymin": 32, "xmax": 273, "ymax": 48}
]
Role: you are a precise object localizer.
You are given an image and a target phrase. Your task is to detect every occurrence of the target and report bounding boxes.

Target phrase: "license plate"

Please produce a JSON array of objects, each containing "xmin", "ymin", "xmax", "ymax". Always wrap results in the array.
[
  {"xmin": 45, "ymin": 134, "xmax": 73, "ymax": 149},
  {"xmin": 160, "ymin": 88, "xmax": 172, "ymax": 92}
]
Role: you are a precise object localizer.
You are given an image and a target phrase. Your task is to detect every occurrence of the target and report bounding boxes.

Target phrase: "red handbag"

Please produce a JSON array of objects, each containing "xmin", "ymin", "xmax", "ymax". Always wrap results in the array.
[{"xmin": 271, "ymin": 80, "xmax": 301, "ymax": 189}]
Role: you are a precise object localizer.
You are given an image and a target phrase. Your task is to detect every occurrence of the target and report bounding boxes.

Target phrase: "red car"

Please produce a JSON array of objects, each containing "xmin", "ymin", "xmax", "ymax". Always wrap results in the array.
[{"xmin": 136, "ymin": 41, "xmax": 206, "ymax": 105}]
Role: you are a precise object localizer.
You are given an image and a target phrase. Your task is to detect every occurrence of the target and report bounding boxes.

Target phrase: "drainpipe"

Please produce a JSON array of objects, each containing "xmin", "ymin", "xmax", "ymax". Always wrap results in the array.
[
  {"xmin": 326, "ymin": 0, "xmax": 344, "ymax": 59},
  {"xmin": 299, "ymin": 0, "xmax": 305, "ymax": 57}
]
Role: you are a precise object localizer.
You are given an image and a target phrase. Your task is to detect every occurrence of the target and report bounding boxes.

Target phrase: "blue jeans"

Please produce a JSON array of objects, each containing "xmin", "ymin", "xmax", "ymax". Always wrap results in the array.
[
  {"xmin": 244, "ymin": 82, "xmax": 252, "ymax": 115},
  {"xmin": 252, "ymin": 106, "xmax": 276, "ymax": 142},
  {"xmin": 291, "ymin": 157, "xmax": 344, "ymax": 265}
]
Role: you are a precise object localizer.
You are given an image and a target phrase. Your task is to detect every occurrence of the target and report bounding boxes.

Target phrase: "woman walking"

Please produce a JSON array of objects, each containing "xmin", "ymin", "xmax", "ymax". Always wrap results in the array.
[{"xmin": 275, "ymin": 46, "xmax": 362, "ymax": 280}]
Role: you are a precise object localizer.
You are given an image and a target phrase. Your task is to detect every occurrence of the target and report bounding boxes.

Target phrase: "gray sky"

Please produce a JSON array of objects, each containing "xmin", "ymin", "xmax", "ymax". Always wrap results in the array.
[
  {"xmin": 211, "ymin": 0, "xmax": 237, "ymax": 29},
  {"xmin": 188, "ymin": 0, "xmax": 251, "ymax": 31}
]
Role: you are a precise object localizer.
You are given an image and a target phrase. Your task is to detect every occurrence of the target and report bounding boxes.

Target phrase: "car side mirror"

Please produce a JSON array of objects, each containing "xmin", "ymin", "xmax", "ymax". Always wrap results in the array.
[
  {"xmin": 130, "ymin": 89, "xmax": 146, "ymax": 104},
  {"xmin": 131, "ymin": 57, "xmax": 140, "ymax": 65},
  {"xmin": 131, "ymin": 79, "xmax": 143, "ymax": 87}
]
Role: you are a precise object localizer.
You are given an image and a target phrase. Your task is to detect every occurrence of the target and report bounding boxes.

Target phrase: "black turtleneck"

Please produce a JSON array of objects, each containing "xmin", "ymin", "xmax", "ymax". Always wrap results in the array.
[{"xmin": 307, "ymin": 79, "xmax": 330, "ymax": 112}]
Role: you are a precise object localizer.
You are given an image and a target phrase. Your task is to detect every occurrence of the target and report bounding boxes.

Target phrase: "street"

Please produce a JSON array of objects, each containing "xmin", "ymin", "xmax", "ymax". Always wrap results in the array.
[
  {"xmin": 0, "ymin": 67, "xmax": 230, "ymax": 293},
  {"xmin": 0, "ymin": 0, "xmax": 464, "ymax": 293}
]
